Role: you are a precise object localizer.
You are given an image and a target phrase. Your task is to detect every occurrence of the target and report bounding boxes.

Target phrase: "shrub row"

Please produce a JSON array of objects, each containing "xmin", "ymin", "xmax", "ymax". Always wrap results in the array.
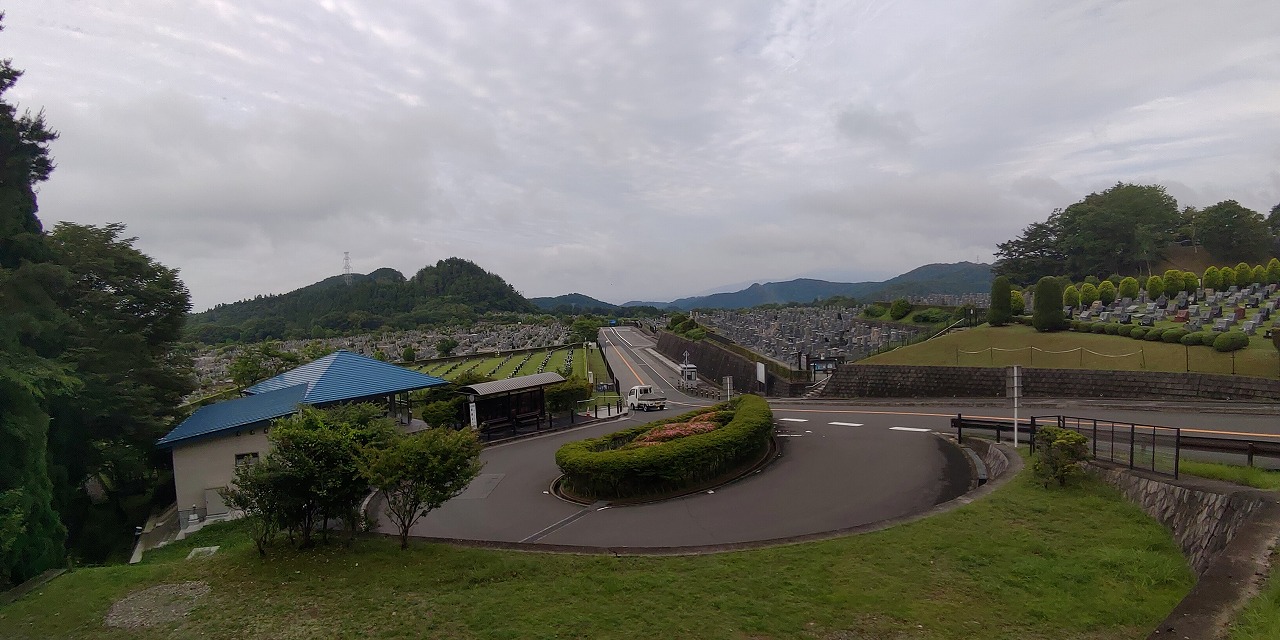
[
  {"xmin": 554, "ymin": 395, "xmax": 773, "ymax": 500},
  {"xmin": 1071, "ymin": 322, "xmax": 1252, "ymax": 352}
]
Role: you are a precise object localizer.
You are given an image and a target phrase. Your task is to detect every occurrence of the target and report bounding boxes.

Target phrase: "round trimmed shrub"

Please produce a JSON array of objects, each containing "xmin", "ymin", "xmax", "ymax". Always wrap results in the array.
[
  {"xmin": 1201, "ymin": 332, "xmax": 1220, "ymax": 346},
  {"xmin": 1162, "ymin": 328, "xmax": 1189, "ymax": 343},
  {"xmin": 1181, "ymin": 332, "xmax": 1205, "ymax": 346},
  {"xmin": 1104, "ymin": 323, "xmax": 1121, "ymax": 335},
  {"xmin": 1071, "ymin": 320, "xmax": 1085, "ymax": 332},
  {"xmin": 1117, "ymin": 325, "xmax": 1135, "ymax": 337},
  {"xmin": 555, "ymin": 395, "xmax": 772, "ymax": 500},
  {"xmin": 1144, "ymin": 328, "xmax": 1165, "ymax": 341},
  {"xmin": 1091, "ymin": 323, "xmax": 1107, "ymax": 334},
  {"xmin": 1213, "ymin": 331, "xmax": 1250, "ymax": 352},
  {"xmin": 1130, "ymin": 327, "xmax": 1148, "ymax": 340}
]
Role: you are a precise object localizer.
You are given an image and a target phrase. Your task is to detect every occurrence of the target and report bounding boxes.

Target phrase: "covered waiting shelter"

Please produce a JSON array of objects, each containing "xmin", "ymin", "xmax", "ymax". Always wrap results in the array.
[{"xmin": 457, "ymin": 372, "xmax": 565, "ymax": 435}]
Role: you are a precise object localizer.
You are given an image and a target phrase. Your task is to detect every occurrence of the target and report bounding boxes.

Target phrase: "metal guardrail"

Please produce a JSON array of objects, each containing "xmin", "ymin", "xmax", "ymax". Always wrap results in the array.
[{"xmin": 953, "ymin": 413, "xmax": 1280, "ymax": 477}]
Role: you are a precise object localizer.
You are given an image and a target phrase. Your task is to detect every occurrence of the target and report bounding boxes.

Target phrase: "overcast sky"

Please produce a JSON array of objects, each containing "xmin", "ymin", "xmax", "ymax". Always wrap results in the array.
[{"xmin": 5, "ymin": 1, "xmax": 1279, "ymax": 310}]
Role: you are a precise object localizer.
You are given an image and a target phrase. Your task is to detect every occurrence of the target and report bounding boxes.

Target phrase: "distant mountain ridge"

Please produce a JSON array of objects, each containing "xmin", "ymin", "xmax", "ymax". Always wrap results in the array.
[{"xmin": 623, "ymin": 262, "xmax": 993, "ymax": 310}]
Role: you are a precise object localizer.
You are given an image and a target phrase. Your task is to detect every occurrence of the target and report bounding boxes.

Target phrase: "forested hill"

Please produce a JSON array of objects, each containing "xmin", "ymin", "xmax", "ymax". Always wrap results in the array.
[
  {"xmin": 187, "ymin": 257, "xmax": 537, "ymax": 343},
  {"xmin": 652, "ymin": 262, "xmax": 993, "ymax": 310}
]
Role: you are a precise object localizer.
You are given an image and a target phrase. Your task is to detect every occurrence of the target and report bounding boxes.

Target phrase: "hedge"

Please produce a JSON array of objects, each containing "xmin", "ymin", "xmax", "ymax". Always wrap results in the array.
[
  {"xmin": 1117, "ymin": 325, "xmax": 1135, "ymax": 337},
  {"xmin": 1144, "ymin": 328, "xmax": 1165, "ymax": 341},
  {"xmin": 1104, "ymin": 323, "xmax": 1121, "ymax": 335},
  {"xmin": 1130, "ymin": 327, "xmax": 1148, "ymax": 340},
  {"xmin": 1091, "ymin": 323, "xmax": 1107, "ymax": 334},
  {"xmin": 1213, "ymin": 331, "xmax": 1250, "ymax": 353},
  {"xmin": 1161, "ymin": 328, "xmax": 1189, "ymax": 344},
  {"xmin": 1201, "ymin": 332, "xmax": 1220, "ymax": 346},
  {"xmin": 554, "ymin": 395, "xmax": 773, "ymax": 500},
  {"xmin": 1180, "ymin": 332, "xmax": 1205, "ymax": 346}
]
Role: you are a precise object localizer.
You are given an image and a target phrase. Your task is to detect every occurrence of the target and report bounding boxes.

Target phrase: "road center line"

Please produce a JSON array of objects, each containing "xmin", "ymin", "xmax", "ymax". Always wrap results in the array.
[
  {"xmin": 890, "ymin": 427, "xmax": 931, "ymax": 432},
  {"xmin": 829, "ymin": 422, "xmax": 864, "ymax": 427},
  {"xmin": 778, "ymin": 418, "xmax": 808, "ymax": 423}
]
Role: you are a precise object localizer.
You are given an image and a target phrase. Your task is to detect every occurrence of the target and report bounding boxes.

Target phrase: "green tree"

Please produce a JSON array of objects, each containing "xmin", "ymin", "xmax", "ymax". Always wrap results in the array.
[
  {"xmin": 43, "ymin": 223, "xmax": 194, "ymax": 562},
  {"xmin": 1268, "ymin": 202, "xmax": 1280, "ymax": 235},
  {"xmin": 1118, "ymin": 277, "xmax": 1139, "ymax": 300},
  {"xmin": 1010, "ymin": 290, "xmax": 1026, "ymax": 316},
  {"xmin": 1078, "ymin": 282, "xmax": 1098, "ymax": 307},
  {"xmin": 436, "ymin": 337, "xmax": 459, "ymax": 358},
  {"xmin": 1181, "ymin": 271, "xmax": 1199, "ymax": 293},
  {"xmin": 1267, "ymin": 258, "xmax": 1280, "ymax": 285},
  {"xmin": 1057, "ymin": 183, "xmax": 1180, "ymax": 278},
  {"xmin": 569, "ymin": 316, "xmax": 602, "ymax": 344},
  {"xmin": 1203, "ymin": 266, "xmax": 1222, "ymax": 291},
  {"xmin": 1220, "ymin": 265, "xmax": 1236, "ymax": 288},
  {"xmin": 988, "ymin": 276, "xmax": 1012, "ymax": 326},
  {"xmin": 1062, "ymin": 284, "xmax": 1080, "ymax": 309},
  {"xmin": 1097, "ymin": 280, "xmax": 1116, "ymax": 305},
  {"xmin": 1032, "ymin": 277, "xmax": 1067, "ymax": 332},
  {"xmin": 229, "ymin": 341, "xmax": 300, "ymax": 389},
  {"xmin": 1197, "ymin": 201, "xmax": 1271, "ymax": 263},
  {"xmin": 1234, "ymin": 262, "xmax": 1252, "ymax": 287},
  {"xmin": 993, "ymin": 219, "xmax": 1065, "ymax": 285},
  {"xmin": 1145, "ymin": 275, "xmax": 1165, "ymax": 300},
  {"xmin": 299, "ymin": 341, "xmax": 335, "ymax": 361},
  {"xmin": 545, "ymin": 377, "xmax": 592, "ymax": 413},
  {"xmin": 0, "ymin": 13, "xmax": 69, "ymax": 586},
  {"xmin": 363, "ymin": 428, "xmax": 482, "ymax": 550},
  {"xmin": 218, "ymin": 459, "xmax": 290, "ymax": 557},
  {"xmin": 888, "ymin": 298, "xmax": 913, "ymax": 321},
  {"xmin": 1251, "ymin": 265, "xmax": 1266, "ymax": 286},
  {"xmin": 1032, "ymin": 425, "xmax": 1089, "ymax": 487},
  {"xmin": 400, "ymin": 345, "xmax": 416, "ymax": 362}
]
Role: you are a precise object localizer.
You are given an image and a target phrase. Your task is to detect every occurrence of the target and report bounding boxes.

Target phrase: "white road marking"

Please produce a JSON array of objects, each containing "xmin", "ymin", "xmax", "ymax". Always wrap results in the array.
[
  {"xmin": 890, "ymin": 427, "xmax": 931, "ymax": 432},
  {"xmin": 829, "ymin": 422, "xmax": 864, "ymax": 427},
  {"xmin": 778, "ymin": 418, "xmax": 808, "ymax": 423},
  {"xmin": 776, "ymin": 434, "xmax": 804, "ymax": 437}
]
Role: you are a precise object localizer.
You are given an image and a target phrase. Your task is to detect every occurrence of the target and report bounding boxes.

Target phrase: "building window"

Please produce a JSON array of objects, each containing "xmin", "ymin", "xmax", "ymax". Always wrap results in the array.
[{"xmin": 234, "ymin": 452, "xmax": 260, "ymax": 468}]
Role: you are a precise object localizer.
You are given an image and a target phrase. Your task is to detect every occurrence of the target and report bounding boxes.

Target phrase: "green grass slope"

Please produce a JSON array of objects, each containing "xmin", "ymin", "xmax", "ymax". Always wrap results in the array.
[{"xmin": 0, "ymin": 469, "xmax": 1191, "ymax": 639}]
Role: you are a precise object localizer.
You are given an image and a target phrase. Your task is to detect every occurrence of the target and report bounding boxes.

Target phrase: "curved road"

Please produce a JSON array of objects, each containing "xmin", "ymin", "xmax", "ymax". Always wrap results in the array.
[{"xmin": 378, "ymin": 330, "xmax": 1280, "ymax": 550}]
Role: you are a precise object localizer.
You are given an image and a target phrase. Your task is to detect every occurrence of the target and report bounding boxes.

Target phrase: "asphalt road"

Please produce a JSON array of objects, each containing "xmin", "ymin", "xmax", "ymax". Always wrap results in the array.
[{"xmin": 378, "ymin": 331, "xmax": 1280, "ymax": 549}]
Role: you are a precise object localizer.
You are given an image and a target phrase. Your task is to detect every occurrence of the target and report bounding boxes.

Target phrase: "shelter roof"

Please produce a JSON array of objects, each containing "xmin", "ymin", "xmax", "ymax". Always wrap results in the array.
[
  {"xmin": 458, "ymin": 372, "xmax": 565, "ymax": 397},
  {"xmin": 156, "ymin": 384, "xmax": 307, "ymax": 447},
  {"xmin": 247, "ymin": 350, "xmax": 448, "ymax": 404}
]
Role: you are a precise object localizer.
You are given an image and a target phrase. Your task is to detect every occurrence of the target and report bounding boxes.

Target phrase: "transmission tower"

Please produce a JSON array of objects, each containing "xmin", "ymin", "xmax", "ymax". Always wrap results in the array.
[{"xmin": 343, "ymin": 252, "xmax": 352, "ymax": 285}]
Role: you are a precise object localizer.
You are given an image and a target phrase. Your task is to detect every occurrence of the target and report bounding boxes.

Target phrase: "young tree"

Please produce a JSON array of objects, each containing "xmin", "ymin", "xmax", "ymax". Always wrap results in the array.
[
  {"xmin": 1197, "ymin": 200, "xmax": 1271, "ymax": 263},
  {"xmin": 1097, "ymin": 280, "xmax": 1116, "ymax": 305},
  {"xmin": 1078, "ymin": 282, "xmax": 1098, "ymax": 307},
  {"xmin": 1181, "ymin": 271, "xmax": 1199, "ymax": 293},
  {"xmin": 229, "ymin": 341, "xmax": 300, "ymax": 389},
  {"xmin": 1010, "ymin": 290, "xmax": 1026, "ymax": 316},
  {"xmin": 363, "ymin": 428, "xmax": 483, "ymax": 550},
  {"xmin": 1234, "ymin": 262, "xmax": 1253, "ymax": 286},
  {"xmin": 219, "ymin": 459, "xmax": 289, "ymax": 556},
  {"xmin": 988, "ymin": 276, "xmax": 1012, "ymax": 326},
  {"xmin": 1032, "ymin": 276, "xmax": 1067, "ymax": 332},
  {"xmin": 1220, "ymin": 265, "xmax": 1236, "ymax": 288},
  {"xmin": 1267, "ymin": 258, "xmax": 1280, "ymax": 285},
  {"xmin": 1202, "ymin": 266, "xmax": 1222, "ymax": 291},
  {"xmin": 1145, "ymin": 275, "xmax": 1165, "ymax": 300},
  {"xmin": 1118, "ymin": 277, "xmax": 1140, "ymax": 301},
  {"xmin": 1062, "ymin": 284, "xmax": 1080, "ymax": 309},
  {"xmin": 436, "ymin": 337, "xmax": 459, "ymax": 358},
  {"xmin": 1032, "ymin": 426, "xmax": 1089, "ymax": 487},
  {"xmin": 401, "ymin": 345, "xmax": 416, "ymax": 362}
]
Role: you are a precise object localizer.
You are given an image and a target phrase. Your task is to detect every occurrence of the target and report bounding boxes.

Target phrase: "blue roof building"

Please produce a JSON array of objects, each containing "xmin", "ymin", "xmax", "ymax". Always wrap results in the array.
[{"xmin": 160, "ymin": 350, "xmax": 448, "ymax": 525}]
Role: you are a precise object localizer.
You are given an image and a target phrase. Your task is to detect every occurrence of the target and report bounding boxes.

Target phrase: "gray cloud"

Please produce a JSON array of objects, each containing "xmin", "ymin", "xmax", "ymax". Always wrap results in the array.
[{"xmin": 5, "ymin": 0, "xmax": 1279, "ymax": 309}]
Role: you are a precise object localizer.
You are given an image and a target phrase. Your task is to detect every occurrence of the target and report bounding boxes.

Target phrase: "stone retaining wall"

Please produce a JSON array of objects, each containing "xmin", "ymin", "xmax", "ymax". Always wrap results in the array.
[
  {"xmin": 656, "ymin": 333, "xmax": 806, "ymax": 397},
  {"xmin": 1090, "ymin": 465, "xmax": 1268, "ymax": 576},
  {"xmin": 958, "ymin": 437, "xmax": 1011, "ymax": 480},
  {"xmin": 822, "ymin": 364, "xmax": 1280, "ymax": 401}
]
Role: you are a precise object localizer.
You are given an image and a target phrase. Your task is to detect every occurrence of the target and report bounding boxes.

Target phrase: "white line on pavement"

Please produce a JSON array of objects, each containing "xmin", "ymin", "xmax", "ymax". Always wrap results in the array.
[
  {"xmin": 829, "ymin": 422, "xmax": 864, "ymax": 427},
  {"xmin": 889, "ymin": 427, "xmax": 931, "ymax": 432},
  {"xmin": 778, "ymin": 418, "xmax": 808, "ymax": 422}
]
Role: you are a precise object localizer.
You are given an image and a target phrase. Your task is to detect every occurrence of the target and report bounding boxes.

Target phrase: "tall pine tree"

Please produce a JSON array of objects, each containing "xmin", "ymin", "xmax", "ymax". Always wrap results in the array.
[{"xmin": 0, "ymin": 12, "xmax": 69, "ymax": 586}]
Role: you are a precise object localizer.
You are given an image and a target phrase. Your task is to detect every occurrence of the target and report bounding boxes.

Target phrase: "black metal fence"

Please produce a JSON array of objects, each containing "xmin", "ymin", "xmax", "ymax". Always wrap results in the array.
[{"xmin": 1035, "ymin": 415, "xmax": 1181, "ymax": 478}]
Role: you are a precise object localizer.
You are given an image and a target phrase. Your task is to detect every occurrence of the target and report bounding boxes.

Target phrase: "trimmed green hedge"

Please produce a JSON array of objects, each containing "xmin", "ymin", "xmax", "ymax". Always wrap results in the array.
[
  {"xmin": 1161, "ymin": 328, "xmax": 1189, "ymax": 344},
  {"xmin": 555, "ymin": 395, "xmax": 773, "ymax": 500},
  {"xmin": 1143, "ymin": 328, "xmax": 1165, "ymax": 341},
  {"xmin": 1213, "ymin": 331, "xmax": 1250, "ymax": 352},
  {"xmin": 1117, "ymin": 325, "xmax": 1135, "ymax": 337},
  {"xmin": 1131, "ymin": 327, "xmax": 1148, "ymax": 340}
]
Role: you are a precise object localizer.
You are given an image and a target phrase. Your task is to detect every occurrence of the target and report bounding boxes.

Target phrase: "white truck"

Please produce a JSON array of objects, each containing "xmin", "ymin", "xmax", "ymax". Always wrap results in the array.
[{"xmin": 626, "ymin": 385, "xmax": 667, "ymax": 412}]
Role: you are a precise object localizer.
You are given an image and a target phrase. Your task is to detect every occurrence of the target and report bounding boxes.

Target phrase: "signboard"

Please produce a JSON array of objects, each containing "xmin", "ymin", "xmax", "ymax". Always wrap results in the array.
[
  {"xmin": 723, "ymin": 376, "xmax": 733, "ymax": 401},
  {"xmin": 1005, "ymin": 365, "xmax": 1022, "ymax": 400},
  {"xmin": 756, "ymin": 362, "xmax": 766, "ymax": 385},
  {"xmin": 468, "ymin": 398, "xmax": 478, "ymax": 429}
]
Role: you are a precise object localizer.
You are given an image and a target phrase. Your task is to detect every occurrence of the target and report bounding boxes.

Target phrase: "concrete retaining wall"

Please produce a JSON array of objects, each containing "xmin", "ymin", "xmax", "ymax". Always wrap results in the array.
[
  {"xmin": 958, "ymin": 437, "xmax": 1012, "ymax": 481},
  {"xmin": 1090, "ymin": 465, "xmax": 1268, "ymax": 576},
  {"xmin": 656, "ymin": 333, "xmax": 807, "ymax": 397},
  {"xmin": 822, "ymin": 364, "xmax": 1280, "ymax": 401}
]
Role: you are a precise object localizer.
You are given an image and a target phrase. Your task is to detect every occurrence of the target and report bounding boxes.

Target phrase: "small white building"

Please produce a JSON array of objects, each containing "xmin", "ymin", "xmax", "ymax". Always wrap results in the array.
[{"xmin": 157, "ymin": 351, "xmax": 449, "ymax": 527}]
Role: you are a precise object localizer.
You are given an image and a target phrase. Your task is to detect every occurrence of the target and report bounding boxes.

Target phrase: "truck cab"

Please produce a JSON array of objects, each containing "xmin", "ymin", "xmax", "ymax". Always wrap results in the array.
[{"xmin": 626, "ymin": 385, "xmax": 667, "ymax": 412}]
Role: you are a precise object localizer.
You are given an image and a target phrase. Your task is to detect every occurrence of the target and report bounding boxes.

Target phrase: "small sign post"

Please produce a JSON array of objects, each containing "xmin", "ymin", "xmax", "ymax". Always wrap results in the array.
[
  {"xmin": 1006, "ymin": 365, "xmax": 1022, "ymax": 446},
  {"xmin": 723, "ymin": 376, "xmax": 733, "ymax": 402}
]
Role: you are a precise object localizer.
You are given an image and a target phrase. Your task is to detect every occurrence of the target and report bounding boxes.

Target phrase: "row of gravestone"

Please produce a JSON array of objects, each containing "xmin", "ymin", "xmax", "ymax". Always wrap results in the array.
[
  {"xmin": 698, "ymin": 307, "xmax": 920, "ymax": 363},
  {"xmin": 1073, "ymin": 283, "xmax": 1279, "ymax": 336}
]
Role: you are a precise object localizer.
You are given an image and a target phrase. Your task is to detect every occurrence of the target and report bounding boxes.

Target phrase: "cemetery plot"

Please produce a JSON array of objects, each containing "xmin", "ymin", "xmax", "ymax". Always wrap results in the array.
[{"xmin": 697, "ymin": 306, "xmax": 927, "ymax": 366}]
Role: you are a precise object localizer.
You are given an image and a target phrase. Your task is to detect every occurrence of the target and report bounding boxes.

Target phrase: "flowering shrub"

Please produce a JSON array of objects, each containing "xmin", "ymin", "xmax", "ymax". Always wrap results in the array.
[{"xmin": 631, "ymin": 420, "xmax": 719, "ymax": 446}]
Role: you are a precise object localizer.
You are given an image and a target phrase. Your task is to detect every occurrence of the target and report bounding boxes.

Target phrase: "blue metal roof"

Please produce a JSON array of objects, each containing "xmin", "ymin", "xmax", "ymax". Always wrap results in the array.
[
  {"xmin": 156, "ymin": 384, "xmax": 307, "ymax": 447},
  {"xmin": 158, "ymin": 351, "xmax": 448, "ymax": 448},
  {"xmin": 246, "ymin": 350, "xmax": 448, "ymax": 404}
]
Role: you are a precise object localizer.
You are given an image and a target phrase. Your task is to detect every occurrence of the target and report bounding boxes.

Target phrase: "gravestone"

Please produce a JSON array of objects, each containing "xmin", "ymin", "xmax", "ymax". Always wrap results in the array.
[
  {"xmin": 1118, "ymin": 313, "xmax": 1132, "ymax": 324},
  {"xmin": 1211, "ymin": 306, "xmax": 1223, "ymax": 318},
  {"xmin": 1174, "ymin": 309, "xmax": 1189, "ymax": 322},
  {"xmin": 1185, "ymin": 319, "xmax": 1203, "ymax": 332},
  {"xmin": 1213, "ymin": 318, "xmax": 1232, "ymax": 332},
  {"xmin": 1156, "ymin": 295, "xmax": 1169, "ymax": 308},
  {"xmin": 1235, "ymin": 307, "xmax": 1247, "ymax": 322},
  {"xmin": 1126, "ymin": 305, "xmax": 1140, "ymax": 314},
  {"xmin": 1139, "ymin": 315, "xmax": 1156, "ymax": 327},
  {"xmin": 1079, "ymin": 311, "xmax": 1091, "ymax": 321},
  {"xmin": 1152, "ymin": 309, "xmax": 1167, "ymax": 321},
  {"xmin": 1243, "ymin": 321, "xmax": 1256, "ymax": 336},
  {"xmin": 1229, "ymin": 285, "xmax": 1239, "ymax": 294},
  {"xmin": 1099, "ymin": 311, "xmax": 1111, "ymax": 321}
]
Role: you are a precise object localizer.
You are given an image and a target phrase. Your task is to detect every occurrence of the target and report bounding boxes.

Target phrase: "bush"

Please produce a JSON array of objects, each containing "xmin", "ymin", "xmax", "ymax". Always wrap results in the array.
[
  {"xmin": 555, "ymin": 396, "xmax": 772, "ymax": 500},
  {"xmin": 889, "ymin": 298, "xmax": 913, "ymax": 321},
  {"xmin": 862, "ymin": 304, "xmax": 886, "ymax": 318},
  {"xmin": 1161, "ymin": 328, "xmax": 1188, "ymax": 343},
  {"xmin": 1180, "ymin": 332, "xmax": 1204, "ymax": 346},
  {"xmin": 989, "ymin": 276, "xmax": 1012, "ymax": 326},
  {"xmin": 910, "ymin": 308, "xmax": 951, "ymax": 323},
  {"xmin": 1143, "ymin": 328, "xmax": 1165, "ymax": 341},
  {"xmin": 1091, "ymin": 323, "xmax": 1107, "ymax": 334},
  {"xmin": 1213, "ymin": 331, "xmax": 1250, "ymax": 352},
  {"xmin": 1104, "ymin": 323, "xmax": 1121, "ymax": 335},
  {"xmin": 1201, "ymin": 332, "xmax": 1221, "ymax": 346},
  {"xmin": 1130, "ymin": 327, "xmax": 1148, "ymax": 340},
  {"xmin": 1033, "ymin": 277, "xmax": 1067, "ymax": 332},
  {"xmin": 1032, "ymin": 425, "xmax": 1089, "ymax": 487},
  {"xmin": 1117, "ymin": 325, "xmax": 1135, "ymax": 337}
]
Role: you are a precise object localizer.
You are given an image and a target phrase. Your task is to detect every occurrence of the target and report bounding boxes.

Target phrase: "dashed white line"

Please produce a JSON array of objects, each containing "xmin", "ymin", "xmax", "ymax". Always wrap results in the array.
[
  {"xmin": 778, "ymin": 418, "xmax": 808, "ymax": 423},
  {"xmin": 829, "ymin": 422, "xmax": 864, "ymax": 427},
  {"xmin": 890, "ymin": 427, "xmax": 931, "ymax": 433}
]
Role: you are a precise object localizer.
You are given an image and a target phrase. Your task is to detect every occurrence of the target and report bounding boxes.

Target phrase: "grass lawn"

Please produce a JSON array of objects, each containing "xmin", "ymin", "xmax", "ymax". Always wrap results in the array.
[
  {"xmin": 1231, "ymin": 550, "xmax": 1280, "ymax": 639},
  {"xmin": 1178, "ymin": 460, "xmax": 1280, "ymax": 491},
  {"xmin": 0, "ymin": 469, "xmax": 1192, "ymax": 640},
  {"xmin": 862, "ymin": 324, "xmax": 1280, "ymax": 379}
]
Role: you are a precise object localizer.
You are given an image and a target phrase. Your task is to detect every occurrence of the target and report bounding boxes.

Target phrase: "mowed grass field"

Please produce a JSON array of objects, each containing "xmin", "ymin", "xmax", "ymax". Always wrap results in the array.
[
  {"xmin": 862, "ymin": 324, "xmax": 1280, "ymax": 379},
  {"xmin": 417, "ymin": 346, "xmax": 617, "ymax": 403},
  {"xmin": 0, "ymin": 466, "xmax": 1192, "ymax": 640}
]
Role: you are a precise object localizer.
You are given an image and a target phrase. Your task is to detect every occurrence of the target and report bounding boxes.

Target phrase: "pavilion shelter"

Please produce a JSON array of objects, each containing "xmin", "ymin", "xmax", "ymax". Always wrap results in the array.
[{"xmin": 457, "ymin": 372, "xmax": 565, "ymax": 439}]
